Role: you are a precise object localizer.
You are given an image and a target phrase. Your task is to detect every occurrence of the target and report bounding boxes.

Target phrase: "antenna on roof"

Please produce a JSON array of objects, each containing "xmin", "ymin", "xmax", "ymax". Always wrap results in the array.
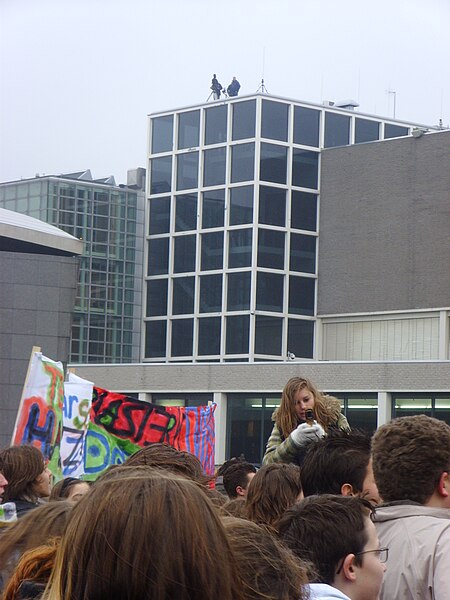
[
  {"xmin": 387, "ymin": 88, "xmax": 396, "ymax": 118},
  {"xmin": 256, "ymin": 47, "xmax": 269, "ymax": 93}
]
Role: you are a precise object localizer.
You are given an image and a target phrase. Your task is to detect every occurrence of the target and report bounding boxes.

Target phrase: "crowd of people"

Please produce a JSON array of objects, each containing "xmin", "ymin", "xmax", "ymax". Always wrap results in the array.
[{"xmin": 0, "ymin": 376, "xmax": 449, "ymax": 599}]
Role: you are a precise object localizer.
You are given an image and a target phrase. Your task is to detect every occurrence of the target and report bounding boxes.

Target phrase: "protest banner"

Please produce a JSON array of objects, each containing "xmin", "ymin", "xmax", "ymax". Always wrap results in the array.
[
  {"xmin": 84, "ymin": 387, "xmax": 216, "ymax": 478},
  {"xmin": 11, "ymin": 348, "xmax": 64, "ymax": 480},
  {"xmin": 61, "ymin": 372, "xmax": 93, "ymax": 478}
]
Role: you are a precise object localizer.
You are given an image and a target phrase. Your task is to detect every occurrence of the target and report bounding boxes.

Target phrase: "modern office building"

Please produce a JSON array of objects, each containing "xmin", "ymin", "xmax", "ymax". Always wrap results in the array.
[
  {"xmin": 0, "ymin": 169, "xmax": 145, "ymax": 364},
  {"xmin": 70, "ymin": 95, "xmax": 449, "ymax": 465},
  {"xmin": 0, "ymin": 208, "xmax": 82, "ymax": 448},
  {"xmin": 144, "ymin": 93, "xmax": 441, "ymax": 362}
]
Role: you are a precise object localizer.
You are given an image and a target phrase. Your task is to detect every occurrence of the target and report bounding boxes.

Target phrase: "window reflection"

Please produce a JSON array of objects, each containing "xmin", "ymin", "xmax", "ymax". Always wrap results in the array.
[
  {"xmin": 205, "ymin": 105, "xmax": 227, "ymax": 145},
  {"xmin": 260, "ymin": 143, "xmax": 287, "ymax": 184},
  {"xmin": 261, "ymin": 100, "xmax": 289, "ymax": 142},
  {"xmin": 178, "ymin": 111, "xmax": 200, "ymax": 149},
  {"xmin": 232, "ymin": 100, "xmax": 256, "ymax": 140},
  {"xmin": 255, "ymin": 315, "xmax": 283, "ymax": 356},
  {"xmin": 231, "ymin": 143, "xmax": 255, "ymax": 183},
  {"xmin": 294, "ymin": 106, "xmax": 320, "ymax": 147},
  {"xmin": 324, "ymin": 112, "xmax": 350, "ymax": 148},
  {"xmin": 152, "ymin": 115, "xmax": 174, "ymax": 153}
]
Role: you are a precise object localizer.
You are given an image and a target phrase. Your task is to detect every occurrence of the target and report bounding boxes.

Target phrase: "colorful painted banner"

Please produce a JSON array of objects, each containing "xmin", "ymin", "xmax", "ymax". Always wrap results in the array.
[
  {"xmin": 12, "ymin": 352, "xmax": 216, "ymax": 481},
  {"xmin": 61, "ymin": 372, "xmax": 93, "ymax": 478},
  {"xmin": 86, "ymin": 387, "xmax": 216, "ymax": 478},
  {"xmin": 11, "ymin": 350, "xmax": 64, "ymax": 480}
]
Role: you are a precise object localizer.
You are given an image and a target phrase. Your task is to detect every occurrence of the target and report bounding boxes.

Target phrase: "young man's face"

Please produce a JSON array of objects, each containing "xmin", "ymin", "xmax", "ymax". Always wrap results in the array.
[
  {"xmin": 354, "ymin": 518, "xmax": 386, "ymax": 600},
  {"xmin": 361, "ymin": 459, "xmax": 381, "ymax": 505},
  {"xmin": 237, "ymin": 471, "xmax": 256, "ymax": 497}
]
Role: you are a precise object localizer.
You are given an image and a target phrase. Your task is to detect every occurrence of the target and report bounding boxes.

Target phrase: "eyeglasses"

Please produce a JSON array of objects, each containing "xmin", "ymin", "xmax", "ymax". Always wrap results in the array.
[{"xmin": 336, "ymin": 547, "xmax": 389, "ymax": 575}]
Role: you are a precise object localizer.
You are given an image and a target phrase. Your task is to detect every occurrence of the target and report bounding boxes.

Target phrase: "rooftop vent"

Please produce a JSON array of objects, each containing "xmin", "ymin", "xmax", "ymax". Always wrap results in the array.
[{"xmin": 334, "ymin": 99, "xmax": 360, "ymax": 110}]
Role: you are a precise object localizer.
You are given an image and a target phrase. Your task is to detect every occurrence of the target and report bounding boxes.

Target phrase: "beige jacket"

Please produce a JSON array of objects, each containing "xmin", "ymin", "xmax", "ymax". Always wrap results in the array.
[{"xmin": 373, "ymin": 502, "xmax": 450, "ymax": 600}]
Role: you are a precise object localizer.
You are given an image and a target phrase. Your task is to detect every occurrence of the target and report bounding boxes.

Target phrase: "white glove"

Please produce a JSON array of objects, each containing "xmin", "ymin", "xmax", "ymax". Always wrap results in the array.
[{"xmin": 290, "ymin": 421, "xmax": 325, "ymax": 447}]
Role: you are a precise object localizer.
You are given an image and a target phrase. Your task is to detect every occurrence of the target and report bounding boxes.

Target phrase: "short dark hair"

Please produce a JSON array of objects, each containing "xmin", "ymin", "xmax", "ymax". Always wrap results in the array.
[
  {"xmin": 278, "ymin": 495, "xmax": 373, "ymax": 585},
  {"xmin": 301, "ymin": 429, "xmax": 372, "ymax": 497},
  {"xmin": 218, "ymin": 459, "xmax": 256, "ymax": 499},
  {"xmin": 372, "ymin": 415, "xmax": 450, "ymax": 504}
]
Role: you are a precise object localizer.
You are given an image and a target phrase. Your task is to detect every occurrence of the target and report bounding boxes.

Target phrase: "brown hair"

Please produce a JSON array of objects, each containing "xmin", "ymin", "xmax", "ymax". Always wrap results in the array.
[
  {"xmin": 278, "ymin": 495, "xmax": 374, "ymax": 585},
  {"xmin": 245, "ymin": 463, "xmax": 302, "ymax": 531},
  {"xmin": 0, "ymin": 446, "xmax": 46, "ymax": 503},
  {"xmin": 372, "ymin": 415, "xmax": 450, "ymax": 504},
  {"xmin": 2, "ymin": 539, "xmax": 60, "ymax": 600},
  {"xmin": 43, "ymin": 468, "xmax": 245, "ymax": 600},
  {"xmin": 222, "ymin": 517, "xmax": 309, "ymax": 600},
  {"xmin": 219, "ymin": 497, "xmax": 248, "ymax": 519},
  {"xmin": 49, "ymin": 478, "xmax": 91, "ymax": 501},
  {"xmin": 0, "ymin": 501, "xmax": 72, "ymax": 586},
  {"xmin": 123, "ymin": 443, "xmax": 210, "ymax": 485},
  {"xmin": 275, "ymin": 377, "xmax": 331, "ymax": 437}
]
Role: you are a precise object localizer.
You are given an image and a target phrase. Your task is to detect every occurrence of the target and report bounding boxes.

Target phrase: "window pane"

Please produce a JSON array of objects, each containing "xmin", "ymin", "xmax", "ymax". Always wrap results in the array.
[
  {"xmin": 175, "ymin": 193, "xmax": 197, "ymax": 231},
  {"xmin": 149, "ymin": 196, "xmax": 171, "ymax": 235},
  {"xmin": 261, "ymin": 100, "xmax": 289, "ymax": 141},
  {"xmin": 203, "ymin": 147, "xmax": 226, "ymax": 187},
  {"xmin": 150, "ymin": 156, "xmax": 172, "ymax": 194},
  {"xmin": 227, "ymin": 271, "xmax": 251, "ymax": 311},
  {"xmin": 293, "ymin": 106, "xmax": 320, "ymax": 147},
  {"xmin": 289, "ymin": 276, "xmax": 315, "ymax": 316},
  {"xmin": 145, "ymin": 320, "xmax": 166, "ymax": 358},
  {"xmin": 258, "ymin": 185, "xmax": 286, "ymax": 227},
  {"xmin": 172, "ymin": 276, "xmax": 195, "ymax": 314},
  {"xmin": 198, "ymin": 317, "xmax": 221, "ymax": 355},
  {"xmin": 287, "ymin": 319, "xmax": 314, "ymax": 359},
  {"xmin": 324, "ymin": 112, "xmax": 350, "ymax": 147},
  {"xmin": 177, "ymin": 152, "xmax": 199, "ymax": 190},
  {"xmin": 255, "ymin": 315, "xmax": 282, "ymax": 355},
  {"xmin": 200, "ymin": 273, "xmax": 222, "ymax": 313},
  {"xmin": 205, "ymin": 105, "xmax": 227, "ymax": 145},
  {"xmin": 178, "ymin": 110, "xmax": 200, "ymax": 149},
  {"xmin": 232, "ymin": 100, "xmax": 256, "ymax": 140},
  {"xmin": 291, "ymin": 191, "xmax": 317, "ymax": 231},
  {"xmin": 290, "ymin": 233, "xmax": 316, "ymax": 273},
  {"xmin": 260, "ymin": 143, "xmax": 287, "ymax": 184},
  {"xmin": 146, "ymin": 279, "xmax": 168, "ymax": 316},
  {"xmin": 201, "ymin": 231, "xmax": 224, "ymax": 271},
  {"xmin": 231, "ymin": 143, "xmax": 255, "ymax": 183},
  {"xmin": 230, "ymin": 186, "xmax": 253, "ymax": 225},
  {"xmin": 384, "ymin": 123, "xmax": 409, "ymax": 139},
  {"xmin": 148, "ymin": 237, "xmax": 169, "ymax": 275},
  {"xmin": 355, "ymin": 118, "xmax": 380, "ymax": 144},
  {"xmin": 171, "ymin": 319, "xmax": 193, "ymax": 356},
  {"xmin": 152, "ymin": 115, "xmax": 173, "ymax": 153},
  {"xmin": 292, "ymin": 149, "xmax": 318, "ymax": 189},
  {"xmin": 226, "ymin": 315, "xmax": 250, "ymax": 354},
  {"xmin": 256, "ymin": 272, "xmax": 284, "ymax": 312},
  {"xmin": 229, "ymin": 229, "xmax": 252, "ymax": 268},
  {"xmin": 173, "ymin": 235, "xmax": 196, "ymax": 273},
  {"xmin": 202, "ymin": 189, "xmax": 225, "ymax": 228},
  {"xmin": 257, "ymin": 229, "xmax": 285, "ymax": 269}
]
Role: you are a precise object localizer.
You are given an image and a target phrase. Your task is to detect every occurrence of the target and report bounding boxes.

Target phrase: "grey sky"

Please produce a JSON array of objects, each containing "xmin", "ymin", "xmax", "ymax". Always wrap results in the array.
[{"xmin": 1, "ymin": 0, "xmax": 449, "ymax": 185}]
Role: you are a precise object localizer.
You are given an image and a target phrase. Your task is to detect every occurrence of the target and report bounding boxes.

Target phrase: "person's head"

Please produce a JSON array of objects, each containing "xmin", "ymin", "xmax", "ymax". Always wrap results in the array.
[
  {"xmin": 301, "ymin": 429, "xmax": 381, "ymax": 504},
  {"xmin": 0, "ymin": 471, "xmax": 8, "ymax": 501},
  {"xmin": 0, "ymin": 501, "xmax": 72, "ymax": 584},
  {"xmin": 245, "ymin": 463, "xmax": 302, "ymax": 531},
  {"xmin": 218, "ymin": 459, "xmax": 256, "ymax": 498},
  {"xmin": 0, "ymin": 445, "xmax": 52, "ymax": 503},
  {"xmin": 123, "ymin": 443, "xmax": 209, "ymax": 485},
  {"xmin": 44, "ymin": 467, "xmax": 245, "ymax": 600},
  {"xmin": 372, "ymin": 415, "xmax": 450, "ymax": 507},
  {"xmin": 276, "ymin": 377, "xmax": 334, "ymax": 436},
  {"xmin": 219, "ymin": 497, "xmax": 248, "ymax": 518},
  {"xmin": 222, "ymin": 517, "xmax": 309, "ymax": 600},
  {"xmin": 279, "ymin": 495, "xmax": 386, "ymax": 600},
  {"xmin": 50, "ymin": 478, "xmax": 91, "ymax": 503}
]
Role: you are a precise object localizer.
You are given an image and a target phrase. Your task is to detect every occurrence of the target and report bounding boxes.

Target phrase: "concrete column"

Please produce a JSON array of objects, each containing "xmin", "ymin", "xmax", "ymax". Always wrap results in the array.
[
  {"xmin": 438, "ymin": 310, "xmax": 449, "ymax": 360},
  {"xmin": 377, "ymin": 392, "xmax": 392, "ymax": 427},
  {"xmin": 213, "ymin": 392, "xmax": 227, "ymax": 465}
]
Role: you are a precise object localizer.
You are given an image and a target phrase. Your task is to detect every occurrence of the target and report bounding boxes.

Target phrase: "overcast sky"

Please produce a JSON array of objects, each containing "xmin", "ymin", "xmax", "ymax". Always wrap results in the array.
[{"xmin": 1, "ymin": 0, "xmax": 449, "ymax": 185}]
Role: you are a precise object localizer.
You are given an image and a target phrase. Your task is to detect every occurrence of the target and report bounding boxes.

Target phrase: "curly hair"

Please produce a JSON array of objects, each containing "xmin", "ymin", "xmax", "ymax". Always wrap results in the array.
[
  {"xmin": 372, "ymin": 415, "xmax": 450, "ymax": 504},
  {"xmin": 245, "ymin": 463, "xmax": 302, "ymax": 531}
]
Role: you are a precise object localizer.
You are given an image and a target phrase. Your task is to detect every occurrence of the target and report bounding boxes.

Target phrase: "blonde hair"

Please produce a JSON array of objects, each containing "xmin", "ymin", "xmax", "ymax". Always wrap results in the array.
[{"xmin": 275, "ymin": 377, "xmax": 331, "ymax": 437}]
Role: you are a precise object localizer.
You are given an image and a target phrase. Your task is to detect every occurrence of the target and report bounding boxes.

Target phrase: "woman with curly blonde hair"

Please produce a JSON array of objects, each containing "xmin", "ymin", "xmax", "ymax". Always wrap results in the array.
[{"xmin": 263, "ymin": 377, "xmax": 350, "ymax": 465}]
